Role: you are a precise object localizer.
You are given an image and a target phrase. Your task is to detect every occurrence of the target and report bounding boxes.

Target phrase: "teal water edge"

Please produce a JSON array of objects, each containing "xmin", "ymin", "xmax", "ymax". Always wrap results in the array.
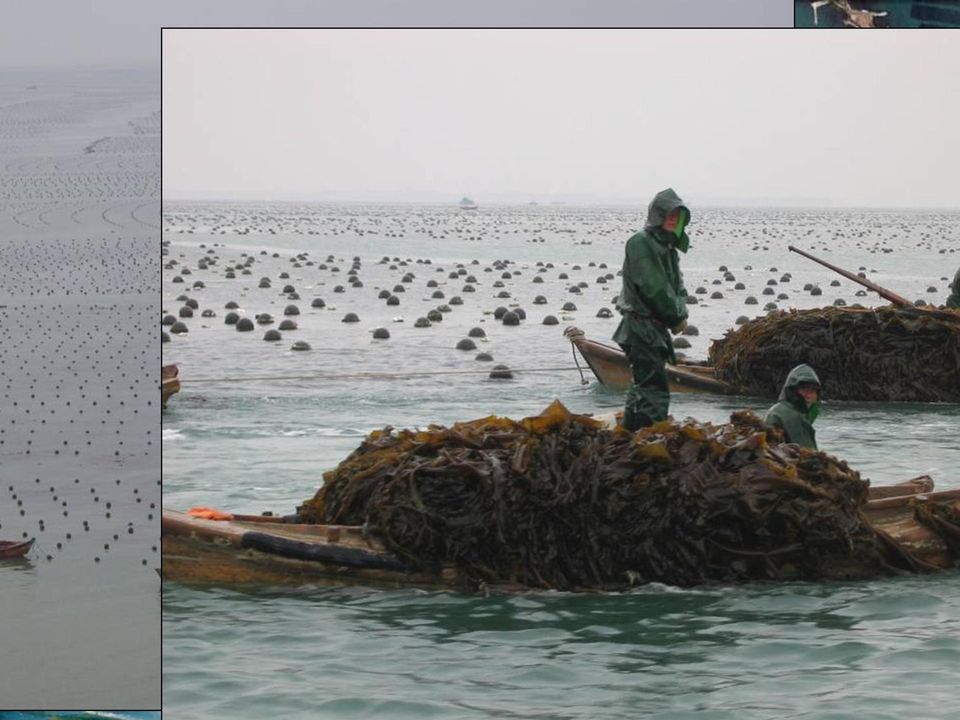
[
  {"xmin": 794, "ymin": 0, "xmax": 960, "ymax": 27},
  {"xmin": 163, "ymin": 204, "xmax": 960, "ymax": 719}
]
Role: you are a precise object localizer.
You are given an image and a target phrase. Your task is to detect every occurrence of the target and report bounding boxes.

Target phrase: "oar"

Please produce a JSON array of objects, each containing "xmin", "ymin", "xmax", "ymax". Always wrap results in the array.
[{"xmin": 788, "ymin": 245, "xmax": 912, "ymax": 307}]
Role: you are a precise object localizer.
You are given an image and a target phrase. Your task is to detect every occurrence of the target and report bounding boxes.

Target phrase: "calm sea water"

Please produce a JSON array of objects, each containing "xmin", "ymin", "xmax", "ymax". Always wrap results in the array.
[
  {"xmin": 0, "ymin": 67, "xmax": 159, "ymax": 707},
  {"xmin": 163, "ymin": 204, "xmax": 960, "ymax": 719}
]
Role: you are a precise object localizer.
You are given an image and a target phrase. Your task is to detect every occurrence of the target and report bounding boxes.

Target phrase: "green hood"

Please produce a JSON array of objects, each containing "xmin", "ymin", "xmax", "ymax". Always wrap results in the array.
[
  {"xmin": 946, "ymin": 268, "xmax": 960, "ymax": 309},
  {"xmin": 644, "ymin": 188, "xmax": 691, "ymax": 253},
  {"xmin": 778, "ymin": 364, "xmax": 821, "ymax": 421}
]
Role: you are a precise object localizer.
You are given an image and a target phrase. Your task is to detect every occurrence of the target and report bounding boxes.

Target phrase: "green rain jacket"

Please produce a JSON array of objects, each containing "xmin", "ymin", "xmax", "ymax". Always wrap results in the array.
[
  {"xmin": 613, "ymin": 188, "xmax": 690, "ymax": 364},
  {"xmin": 947, "ymin": 268, "xmax": 960, "ymax": 309},
  {"xmin": 763, "ymin": 364, "xmax": 821, "ymax": 450}
]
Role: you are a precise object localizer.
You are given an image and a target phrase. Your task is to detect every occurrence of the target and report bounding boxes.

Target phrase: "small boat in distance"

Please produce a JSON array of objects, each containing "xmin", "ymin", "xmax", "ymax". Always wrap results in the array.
[
  {"xmin": 0, "ymin": 538, "xmax": 35, "ymax": 558},
  {"xmin": 458, "ymin": 196, "xmax": 478, "ymax": 210}
]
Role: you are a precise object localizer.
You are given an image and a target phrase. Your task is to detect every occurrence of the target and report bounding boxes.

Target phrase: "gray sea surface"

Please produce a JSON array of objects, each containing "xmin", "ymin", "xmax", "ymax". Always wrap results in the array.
[
  {"xmin": 163, "ymin": 203, "xmax": 960, "ymax": 719},
  {"xmin": 0, "ymin": 66, "xmax": 160, "ymax": 707}
]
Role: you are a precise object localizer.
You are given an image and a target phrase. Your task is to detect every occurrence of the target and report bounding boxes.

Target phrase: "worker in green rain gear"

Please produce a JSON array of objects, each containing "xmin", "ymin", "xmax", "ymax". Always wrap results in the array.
[
  {"xmin": 763, "ymin": 364, "xmax": 822, "ymax": 450},
  {"xmin": 946, "ymin": 268, "xmax": 960, "ymax": 309},
  {"xmin": 613, "ymin": 188, "xmax": 691, "ymax": 431}
]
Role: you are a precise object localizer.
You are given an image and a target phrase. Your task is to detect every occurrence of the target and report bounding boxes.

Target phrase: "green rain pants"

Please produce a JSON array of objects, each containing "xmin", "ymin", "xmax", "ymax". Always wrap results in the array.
[{"xmin": 620, "ymin": 342, "xmax": 671, "ymax": 431}]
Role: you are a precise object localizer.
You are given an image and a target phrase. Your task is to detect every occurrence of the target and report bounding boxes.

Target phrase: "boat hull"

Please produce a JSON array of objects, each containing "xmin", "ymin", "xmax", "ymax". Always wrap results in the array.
[
  {"xmin": 161, "ymin": 510, "xmax": 464, "ymax": 589},
  {"xmin": 564, "ymin": 327, "xmax": 737, "ymax": 395},
  {"xmin": 162, "ymin": 364, "xmax": 180, "ymax": 409},
  {"xmin": 0, "ymin": 538, "xmax": 34, "ymax": 558}
]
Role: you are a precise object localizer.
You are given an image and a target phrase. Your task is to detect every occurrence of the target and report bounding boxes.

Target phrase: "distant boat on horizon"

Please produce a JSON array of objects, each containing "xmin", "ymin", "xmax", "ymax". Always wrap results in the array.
[{"xmin": 458, "ymin": 196, "xmax": 478, "ymax": 210}]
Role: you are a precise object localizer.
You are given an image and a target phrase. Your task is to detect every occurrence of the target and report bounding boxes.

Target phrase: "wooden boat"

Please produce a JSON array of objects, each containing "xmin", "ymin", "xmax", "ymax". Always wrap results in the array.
[
  {"xmin": 0, "ymin": 538, "xmax": 35, "ymax": 559},
  {"xmin": 162, "ymin": 509, "xmax": 469, "ymax": 590},
  {"xmin": 564, "ymin": 326, "xmax": 738, "ymax": 395},
  {"xmin": 162, "ymin": 476, "xmax": 959, "ymax": 590},
  {"xmin": 162, "ymin": 364, "xmax": 180, "ymax": 409}
]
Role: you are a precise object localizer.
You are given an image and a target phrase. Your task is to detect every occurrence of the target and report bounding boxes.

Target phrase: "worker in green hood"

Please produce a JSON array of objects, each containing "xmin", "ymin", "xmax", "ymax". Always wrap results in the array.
[
  {"xmin": 613, "ymin": 188, "xmax": 691, "ymax": 431},
  {"xmin": 946, "ymin": 268, "xmax": 960, "ymax": 309},
  {"xmin": 763, "ymin": 364, "xmax": 822, "ymax": 450}
]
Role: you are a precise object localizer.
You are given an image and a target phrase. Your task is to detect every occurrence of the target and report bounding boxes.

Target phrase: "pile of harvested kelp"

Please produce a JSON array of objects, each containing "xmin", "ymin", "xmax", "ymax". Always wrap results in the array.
[
  {"xmin": 298, "ymin": 401, "xmax": 917, "ymax": 590},
  {"xmin": 708, "ymin": 305, "xmax": 960, "ymax": 402}
]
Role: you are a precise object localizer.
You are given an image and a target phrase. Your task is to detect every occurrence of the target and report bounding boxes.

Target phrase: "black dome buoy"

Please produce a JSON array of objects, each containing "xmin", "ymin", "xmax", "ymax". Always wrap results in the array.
[
  {"xmin": 468, "ymin": 326, "xmax": 486, "ymax": 338},
  {"xmin": 414, "ymin": 317, "xmax": 431, "ymax": 328},
  {"xmin": 456, "ymin": 338, "xmax": 477, "ymax": 351},
  {"xmin": 161, "ymin": 331, "xmax": 170, "ymax": 343},
  {"xmin": 561, "ymin": 301, "xmax": 577, "ymax": 311},
  {"xmin": 475, "ymin": 352, "xmax": 493, "ymax": 362},
  {"xmin": 170, "ymin": 321, "xmax": 188, "ymax": 334},
  {"xmin": 291, "ymin": 340, "xmax": 312, "ymax": 351},
  {"xmin": 502, "ymin": 311, "xmax": 520, "ymax": 326},
  {"xmin": 542, "ymin": 315, "xmax": 559, "ymax": 325},
  {"xmin": 342, "ymin": 312, "xmax": 360, "ymax": 323},
  {"xmin": 489, "ymin": 364, "xmax": 513, "ymax": 380},
  {"xmin": 493, "ymin": 306, "xmax": 508, "ymax": 320},
  {"xmin": 372, "ymin": 327, "xmax": 390, "ymax": 340},
  {"xmin": 278, "ymin": 319, "xmax": 297, "ymax": 330},
  {"xmin": 596, "ymin": 307, "xmax": 613, "ymax": 319},
  {"xmin": 263, "ymin": 329, "xmax": 282, "ymax": 341},
  {"xmin": 284, "ymin": 304, "xmax": 300, "ymax": 315},
  {"xmin": 311, "ymin": 297, "xmax": 326, "ymax": 308},
  {"xmin": 224, "ymin": 311, "xmax": 240, "ymax": 325},
  {"xmin": 236, "ymin": 317, "xmax": 255, "ymax": 331}
]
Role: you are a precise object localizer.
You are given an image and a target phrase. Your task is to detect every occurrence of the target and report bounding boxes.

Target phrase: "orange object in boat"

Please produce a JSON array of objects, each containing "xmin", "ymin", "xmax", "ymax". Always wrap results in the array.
[{"xmin": 187, "ymin": 507, "xmax": 234, "ymax": 521}]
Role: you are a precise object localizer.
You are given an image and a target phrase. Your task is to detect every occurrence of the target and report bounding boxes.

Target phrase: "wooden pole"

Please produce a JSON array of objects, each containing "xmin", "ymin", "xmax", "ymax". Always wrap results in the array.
[{"xmin": 788, "ymin": 245, "xmax": 912, "ymax": 307}]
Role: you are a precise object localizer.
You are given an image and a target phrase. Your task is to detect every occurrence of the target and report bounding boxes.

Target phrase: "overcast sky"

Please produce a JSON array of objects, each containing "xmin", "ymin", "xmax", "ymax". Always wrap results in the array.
[
  {"xmin": 0, "ymin": 1, "xmax": 788, "ymax": 67},
  {"xmin": 163, "ymin": 30, "xmax": 960, "ymax": 208}
]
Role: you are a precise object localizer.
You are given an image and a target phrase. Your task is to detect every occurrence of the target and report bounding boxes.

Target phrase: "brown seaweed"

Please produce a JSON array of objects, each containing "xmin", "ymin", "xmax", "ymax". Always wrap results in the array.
[
  {"xmin": 298, "ymin": 401, "xmax": 936, "ymax": 590},
  {"xmin": 708, "ymin": 306, "xmax": 960, "ymax": 402}
]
